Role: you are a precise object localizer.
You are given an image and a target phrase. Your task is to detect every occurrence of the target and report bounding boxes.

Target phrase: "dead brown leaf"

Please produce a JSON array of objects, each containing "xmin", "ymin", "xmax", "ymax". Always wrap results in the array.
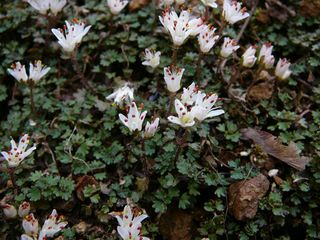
[
  {"xmin": 75, "ymin": 175, "xmax": 99, "ymax": 201},
  {"xmin": 228, "ymin": 174, "xmax": 270, "ymax": 221},
  {"xmin": 300, "ymin": 0, "xmax": 320, "ymax": 17},
  {"xmin": 247, "ymin": 81, "xmax": 274, "ymax": 101},
  {"xmin": 129, "ymin": 0, "xmax": 151, "ymax": 11},
  {"xmin": 241, "ymin": 128, "xmax": 311, "ymax": 171}
]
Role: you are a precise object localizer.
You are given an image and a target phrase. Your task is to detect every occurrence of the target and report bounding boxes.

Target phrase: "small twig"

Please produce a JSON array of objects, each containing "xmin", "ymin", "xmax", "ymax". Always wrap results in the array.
[{"xmin": 235, "ymin": 0, "xmax": 259, "ymax": 43}]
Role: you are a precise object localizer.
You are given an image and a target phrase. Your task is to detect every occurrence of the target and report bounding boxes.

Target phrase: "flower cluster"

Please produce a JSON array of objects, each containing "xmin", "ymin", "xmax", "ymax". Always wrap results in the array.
[
  {"xmin": 1, "ymin": 201, "xmax": 31, "ymax": 219},
  {"xmin": 110, "ymin": 205, "xmax": 150, "ymax": 240},
  {"xmin": 222, "ymin": 0, "xmax": 250, "ymax": 24},
  {"xmin": 25, "ymin": 0, "xmax": 66, "ymax": 15},
  {"xmin": 168, "ymin": 82, "xmax": 224, "ymax": 127},
  {"xmin": 21, "ymin": 209, "xmax": 67, "ymax": 240},
  {"xmin": 159, "ymin": 9, "xmax": 204, "ymax": 46},
  {"xmin": 7, "ymin": 61, "xmax": 50, "ymax": 84},
  {"xmin": 51, "ymin": 19, "xmax": 91, "ymax": 53},
  {"xmin": 1, "ymin": 134, "xmax": 36, "ymax": 168},
  {"xmin": 240, "ymin": 43, "xmax": 292, "ymax": 80}
]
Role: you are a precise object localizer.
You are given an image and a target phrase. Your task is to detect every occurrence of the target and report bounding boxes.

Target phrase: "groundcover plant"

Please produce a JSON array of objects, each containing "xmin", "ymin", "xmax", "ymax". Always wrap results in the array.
[{"xmin": 0, "ymin": 0, "xmax": 319, "ymax": 239}]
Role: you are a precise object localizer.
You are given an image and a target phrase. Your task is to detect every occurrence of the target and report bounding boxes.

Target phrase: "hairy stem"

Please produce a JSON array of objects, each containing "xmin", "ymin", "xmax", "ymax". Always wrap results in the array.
[
  {"xmin": 196, "ymin": 52, "xmax": 204, "ymax": 86},
  {"xmin": 8, "ymin": 168, "xmax": 17, "ymax": 194},
  {"xmin": 171, "ymin": 45, "xmax": 179, "ymax": 66},
  {"xmin": 28, "ymin": 81, "xmax": 36, "ymax": 114},
  {"xmin": 167, "ymin": 93, "xmax": 175, "ymax": 115},
  {"xmin": 174, "ymin": 129, "xmax": 189, "ymax": 167}
]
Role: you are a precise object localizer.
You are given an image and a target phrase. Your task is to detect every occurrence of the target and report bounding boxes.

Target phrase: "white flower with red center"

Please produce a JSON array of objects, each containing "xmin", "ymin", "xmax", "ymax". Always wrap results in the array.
[
  {"xmin": 7, "ymin": 62, "xmax": 28, "ymax": 82},
  {"xmin": 220, "ymin": 37, "xmax": 239, "ymax": 58},
  {"xmin": 275, "ymin": 58, "xmax": 292, "ymax": 80},
  {"xmin": 258, "ymin": 43, "xmax": 275, "ymax": 69},
  {"xmin": 191, "ymin": 92, "xmax": 224, "ymax": 121},
  {"xmin": 180, "ymin": 82, "xmax": 198, "ymax": 105},
  {"xmin": 38, "ymin": 209, "xmax": 68, "ymax": 240},
  {"xmin": 22, "ymin": 214, "xmax": 39, "ymax": 238},
  {"xmin": 1, "ymin": 134, "xmax": 36, "ymax": 168},
  {"xmin": 201, "ymin": 0, "xmax": 218, "ymax": 8},
  {"xmin": 107, "ymin": 0, "xmax": 129, "ymax": 15},
  {"xmin": 29, "ymin": 60, "xmax": 51, "ymax": 83},
  {"xmin": 1, "ymin": 204, "xmax": 17, "ymax": 219},
  {"xmin": 119, "ymin": 102, "xmax": 147, "ymax": 132},
  {"xmin": 164, "ymin": 66, "xmax": 185, "ymax": 93},
  {"xmin": 144, "ymin": 118, "xmax": 160, "ymax": 138},
  {"xmin": 168, "ymin": 99, "xmax": 195, "ymax": 128},
  {"xmin": 19, "ymin": 202, "xmax": 31, "ymax": 218},
  {"xmin": 106, "ymin": 83, "xmax": 134, "ymax": 106},
  {"xmin": 142, "ymin": 49, "xmax": 161, "ymax": 69},
  {"xmin": 159, "ymin": 10, "xmax": 204, "ymax": 46},
  {"xmin": 198, "ymin": 24, "xmax": 219, "ymax": 53},
  {"xmin": 51, "ymin": 19, "xmax": 91, "ymax": 53},
  {"xmin": 242, "ymin": 45, "xmax": 257, "ymax": 68},
  {"xmin": 222, "ymin": 0, "xmax": 250, "ymax": 24}
]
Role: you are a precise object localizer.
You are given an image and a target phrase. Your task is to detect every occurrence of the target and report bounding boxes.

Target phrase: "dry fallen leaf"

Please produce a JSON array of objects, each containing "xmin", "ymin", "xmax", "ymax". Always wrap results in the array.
[
  {"xmin": 228, "ymin": 174, "xmax": 270, "ymax": 221},
  {"xmin": 247, "ymin": 80, "xmax": 274, "ymax": 102},
  {"xmin": 75, "ymin": 175, "xmax": 99, "ymax": 201},
  {"xmin": 300, "ymin": 0, "xmax": 320, "ymax": 17},
  {"xmin": 129, "ymin": 0, "xmax": 151, "ymax": 11},
  {"xmin": 241, "ymin": 128, "xmax": 311, "ymax": 171}
]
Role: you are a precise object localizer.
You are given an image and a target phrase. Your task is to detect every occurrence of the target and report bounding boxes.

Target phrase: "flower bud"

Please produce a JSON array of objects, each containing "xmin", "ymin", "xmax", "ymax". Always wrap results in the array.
[
  {"xmin": 2, "ymin": 204, "xmax": 17, "ymax": 219},
  {"xmin": 23, "ymin": 213, "xmax": 39, "ymax": 237},
  {"xmin": 19, "ymin": 202, "xmax": 31, "ymax": 218}
]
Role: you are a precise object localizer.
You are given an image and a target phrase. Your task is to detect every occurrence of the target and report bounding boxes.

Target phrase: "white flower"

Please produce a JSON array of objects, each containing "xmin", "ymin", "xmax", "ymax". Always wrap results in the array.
[
  {"xmin": 107, "ymin": 0, "xmax": 129, "ymax": 15},
  {"xmin": 242, "ymin": 45, "xmax": 257, "ymax": 68},
  {"xmin": 159, "ymin": 10, "xmax": 204, "ymax": 46},
  {"xmin": 26, "ymin": 0, "xmax": 66, "ymax": 15},
  {"xmin": 275, "ymin": 58, "xmax": 292, "ymax": 80},
  {"xmin": 7, "ymin": 62, "xmax": 28, "ymax": 82},
  {"xmin": 168, "ymin": 99, "xmax": 195, "ymax": 128},
  {"xmin": 38, "ymin": 209, "xmax": 68, "ymax": 240},
  {"xmin": 258, "ymin": 43, "xmax": 275, "ymax": 69},
  {"xmin": 111, "ymin": 205, "xmax": 149, "ymax": 230},
  {"xmin": 49, "ymin": 0, "xmax": 67, "ymax": 16},
  {"xmin": 201, "ymin": 0, "xmax": 218, "ymax": 8},
  {"xmin": 106, "ymin": 84, "xmax": 134, "ymax": 106},
  {"xmin": 26, "ymin": 0, "xmax": 50, "ymax": 15},
  {"xmin": 19, "ymin": 202, "xmax": 31, "ymax": 218},
  {"xmin": 1, "ymin": 134, "xmax": 36, "ymax": 168},
  {"xmin": 119, "ymin": 102, "xmax": 147, "ymax": 132},
  {"xmin": 142, "ymin": 49, "xmax": 161, "ymax": 68},
  {"xmin": 117, "ymin": 223, "xmax": 150, "ymax": 240},
  {"xmin": 180, "ymin": 82, "xmax": 197, "ymax": 106},
  {"xmin": 223, "ymin": 0, "xmax": 250, "ymax": 24},
  {"xmin": 51, "ymin": 19, "xmax": 91, "ymax": 53},
  {"xmin": 144, "ymin": 118, "xmax": 160, "ymax": 138},
  {"xmin": 198, "ymin": 24, "xmax": 219, "ymax": 53},
  {"xmin": 22, "ymin": 214, "xmax": 39, "ymax": 237},
  {"xmin": 29, "ymin": 60, "xmax": 51, "ymax": 83},
  {"xmin": 1, "ymin": 204, "xmax": 17, "ymax": 219},
  {"xmin": 164, "ymin": 66, "xmax": 185, "ymax": 93},
  {"xmin": 21, "ymin": 234, "xmax": 34, "ymax": 240},
  {"xmin": 220, "ymin": 37, "xmax": 239, "ymax": 58},
  {"xmin": 191, "ymin": 92, "xmax": 224, "ymax": 121},
  {"xmin": 268, "ymin": 169, "xmax": 279, "ymax": 177}
]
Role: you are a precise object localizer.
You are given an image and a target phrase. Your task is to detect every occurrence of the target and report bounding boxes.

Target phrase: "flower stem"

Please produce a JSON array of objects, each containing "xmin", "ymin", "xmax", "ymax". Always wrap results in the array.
[
  {"xmin": 171, "ymin": 45, "xmax": 179, "ymax": 66},
  {"xmin": 167, "ymin": 93, "xmax": 175, "ymax": 115},
  {"xmin": 70, "ymin": 50, "xmax": 89, "ymax": 88},
  {"xmin": 196, "ymin": 52, "xmax": 203, "ymax": 86},
  {"xmin": 28, "ymin": 81, "xmax": 36, "ymax": 114},
  {"xmin": 8, "ymin": 168, "xmax": 17, "ymax": 194},
  {"xmin": 174, "ymin": 129, "xmax": 189, "ymax": 167}
]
